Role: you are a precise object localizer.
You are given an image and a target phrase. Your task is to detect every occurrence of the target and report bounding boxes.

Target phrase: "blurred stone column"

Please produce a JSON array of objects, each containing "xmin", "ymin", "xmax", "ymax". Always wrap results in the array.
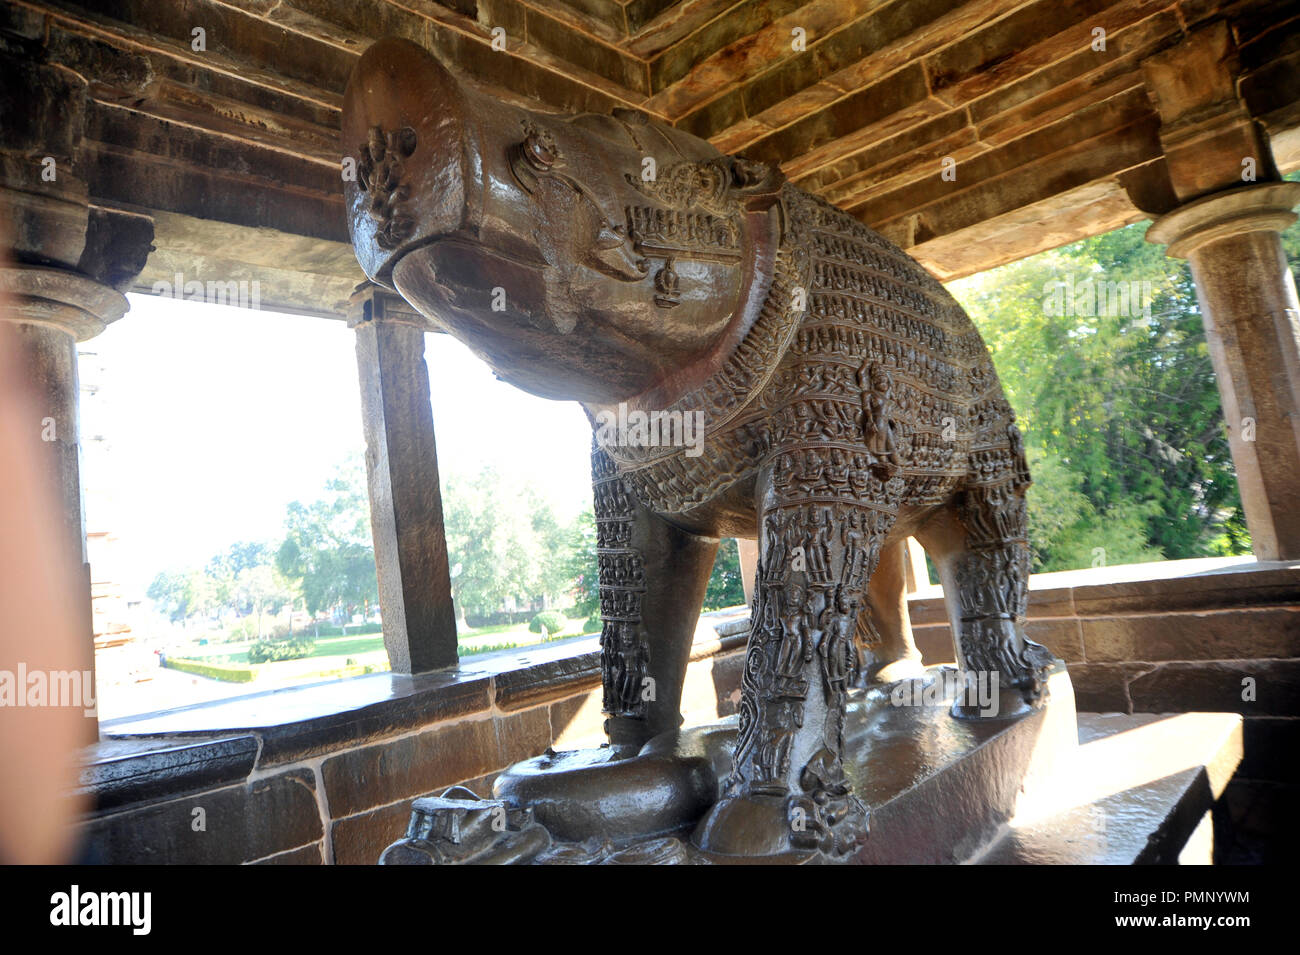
[
  {"xmin": 0, "ymin": 269, "xmax": 126, "ymax": 568},
  {"xmin": 1148, "ymin": 182, "xmax": 1300, "ymax": 560},
  {"xmin": 903, "ymin": 537, "xmax": 930, "ymax": 592},
  {"xmin": 350, "ymin": 283, "xmax": 459, "ymax": 673},
  {"xmin": 736, "ymin": 538, "xmax": 758, "ymax": 606},
  {"xmin": 0, "ymin": 262, "xmax": 134, "ymax": 748}
]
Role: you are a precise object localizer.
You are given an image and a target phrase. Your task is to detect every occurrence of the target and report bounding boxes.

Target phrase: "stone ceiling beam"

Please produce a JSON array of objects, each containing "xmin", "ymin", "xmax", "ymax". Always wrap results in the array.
[
  {"xmin": 624, "ymin": 0, "xmax": 740, "ymax": 59},
  {"xmin": 673, "ymin": 0, "xmax": 1026, "ymax": 149},
  {"xmin": 4, "ymin": 0, "xmax": 1299, "ymax": 312},
  {"xmin": 133, "ymin": 210, "xmax": 364, "ymax": 319},
  {"xmin": 266, "ymin": 0, "xmax": 654, "ymax": 109},
  {"xmin": 852, "ymin": 90, "xmax": 1160, "ymax": 226}
]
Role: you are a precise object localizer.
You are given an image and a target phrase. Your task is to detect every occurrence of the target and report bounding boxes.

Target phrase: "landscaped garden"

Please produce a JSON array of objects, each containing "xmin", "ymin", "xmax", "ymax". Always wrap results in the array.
[{"xmin": 162, "ymin": 612, "xmax": 598, "ymax": 684}]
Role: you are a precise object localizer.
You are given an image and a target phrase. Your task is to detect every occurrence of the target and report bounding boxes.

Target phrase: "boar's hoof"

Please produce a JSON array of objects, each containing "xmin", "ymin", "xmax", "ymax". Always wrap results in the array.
[{"xmin": 692, "ymin": 792, "xmax": 869, "ymax": 862}]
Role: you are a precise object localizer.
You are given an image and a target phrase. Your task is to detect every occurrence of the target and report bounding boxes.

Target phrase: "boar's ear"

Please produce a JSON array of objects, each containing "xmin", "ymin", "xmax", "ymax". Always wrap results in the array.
[{"xmin": 727, "ymin": 157, "xmax": 785, "ymax": 212}]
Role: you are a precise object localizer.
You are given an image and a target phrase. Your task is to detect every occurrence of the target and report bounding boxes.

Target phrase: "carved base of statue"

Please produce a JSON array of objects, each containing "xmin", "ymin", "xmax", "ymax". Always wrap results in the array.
[{"xmin": 381, "ymin": 661, "xmax": 1077, "ymax": 865}]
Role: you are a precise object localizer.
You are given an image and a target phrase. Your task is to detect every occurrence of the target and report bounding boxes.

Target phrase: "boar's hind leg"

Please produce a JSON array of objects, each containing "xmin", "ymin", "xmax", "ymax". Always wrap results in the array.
[
  {"xmin": 916, "ymin": 482, "xmax": 1056, "ymax": 718},
  {"xmin": 593, "ymin": 447, "xmax": 719, "ymax": 754},
  {"xmin": 857, "ymin": 539, "xmax": 926, "ymax": 684}
]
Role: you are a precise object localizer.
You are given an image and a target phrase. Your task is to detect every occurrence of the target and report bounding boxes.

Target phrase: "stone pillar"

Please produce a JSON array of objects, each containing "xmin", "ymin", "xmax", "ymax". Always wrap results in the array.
[
  {"xmin": 736, "ymin": 537, "xmax": 759, "ymax": 606},
  {"xmin": 0, "ymin": 269, "xmax": 126, "ymax": 561},
  {"xmin": 903, "ymin": 537, "xmax": 930, "ymax": 592},
  {"xmin": 1147, "ymin": 182, "xmax": 1300, "ymax": 560},
  {"xmin": 349, "ymin": 284, "xmax": 459, "ymax": 673},
  {"xmin": 0, "ymin": 265, "xmax": 129, "ymax": 741}
]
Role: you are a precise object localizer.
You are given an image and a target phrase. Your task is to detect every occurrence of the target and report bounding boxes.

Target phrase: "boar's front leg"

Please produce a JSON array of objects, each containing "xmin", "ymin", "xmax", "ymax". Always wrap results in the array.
[
  {"xmin": 694, "ymin": 459, "xmax": 897, "ymax": 859},
  {"xmin": 592, "ymin": 446, "xmax": 719, "ymax": 754}
]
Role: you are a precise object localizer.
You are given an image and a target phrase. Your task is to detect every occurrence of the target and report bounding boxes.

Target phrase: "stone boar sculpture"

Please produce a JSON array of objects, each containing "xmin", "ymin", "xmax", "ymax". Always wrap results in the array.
[{"xmin": 344, "ymin": 37, "xmax": 1057, "ymax": 859}]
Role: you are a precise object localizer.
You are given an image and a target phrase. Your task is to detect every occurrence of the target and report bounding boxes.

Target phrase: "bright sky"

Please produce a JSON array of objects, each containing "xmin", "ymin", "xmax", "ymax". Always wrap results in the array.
[{"xmin": 80, "ymin": 293, "xmax": 595, "ymax": 597}]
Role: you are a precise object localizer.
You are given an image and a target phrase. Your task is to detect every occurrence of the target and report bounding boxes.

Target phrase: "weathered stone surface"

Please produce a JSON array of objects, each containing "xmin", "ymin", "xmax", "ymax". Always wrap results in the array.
[
  {"xmin": 982, "ymin": 711, "xmax": 1242, "ymax": 864},
  {"xmin": 251, "ymin": 842, "xmax": 325, "ymax": 864},
  {"xmin": 80, "ymin": 769, "xmax": 323, "ymax": 864},
  {"xmin": 1082, "ymin": 608, "xmax": 1300, "ymax": 662},
  {"xmin": 1141, "ymin": 20, "xmax": 1274, "ymax": 202},
  {"xmin": 1127, "ymin": 659, "xmax": 1300, "ymax": 716},
  {"xmin": 908, "ymin": 618, "xmax": 1082, "ymax": 664},
  {"xmin": 1066, "ymin": 661, "xmax": 1151, "ymax": 713},
  {"xmin": 320, "ymin": 706, "xmax": 550, "ymax": 817},
  {"xmin": 521, "ymin": 5, "xmax": 648, "ymax": 94},
  {"xmin": 493, "ymin": 649, "xmax": 601, "ymax": 711},
  {"xmin": 79, "ymin": 735, "xmax": 259, "ymax": 812},
  {"xmin": 684, "ymin": 649, "xmax": 744, "ymax": 721},
  {"xmin": 549, "ymin": 688, "xmax": 607, "ymax": 750},
  {"xmin": 1025, "ymin": 619, "xmax": 1085, "ymax": 662},
  {"xmin": 103, "ymin": 669, "xmax": 494, "ymax": 765},
  {"xmin": 331, "ymin": 768, "xmax": 500, "ymax": 864},
  {"xmin": 1071, "ymin": 562, "xmax": 1300, "ymax": 615},
  {"xmin": 353, "ymin": 294, "xmax": 459, "ymax": 674},
  {"xmin": 911, "ymin": 624, "xmax": 955, "ymax": 665},
  {"xmin": 331, "ymin": 799, "xmax": 418, "ymax": 866}
]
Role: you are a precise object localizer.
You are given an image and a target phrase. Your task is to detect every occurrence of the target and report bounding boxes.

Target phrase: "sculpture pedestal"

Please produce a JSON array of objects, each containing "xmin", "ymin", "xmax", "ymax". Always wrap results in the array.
[{"xmin": 381, "ymin": 663, "xmax": 1079, "ymax": 864}]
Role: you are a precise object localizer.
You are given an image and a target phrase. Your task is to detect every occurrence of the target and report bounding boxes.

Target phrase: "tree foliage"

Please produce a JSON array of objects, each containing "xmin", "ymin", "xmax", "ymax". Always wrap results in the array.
[
  {"xmin": 704, "ymin": 538, "xmax": 747, "ymax": 610},
  {"xmin": 440, "ymin": 466, "xmax": 578, "ymax": 621},
  {"xmin": 948, "ymin": 219, "xmax": 1264, "ymax": 571},
  {"xmin": 275, "ymin": 456, "xmax": 378, "ymax": 618}
]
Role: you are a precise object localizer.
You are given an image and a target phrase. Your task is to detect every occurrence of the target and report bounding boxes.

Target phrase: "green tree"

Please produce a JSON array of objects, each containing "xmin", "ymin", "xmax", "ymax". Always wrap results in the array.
[
  {"xmin": 949, "ymin": 219, "xmax": 1252, "ymax": 571},
  {"xmin": 440, "ymin": 466, "xmax": 575, "ymax": 625},
  {"xmin": 558, "ymin": 509, "xmax": 599, "ymax": 619},
  {"xmin": 146, "ymin": 570, "xmax": 198, "ymax": 624},
  {"xmin": 275, "ymin": 456, "xmax": 378, "ymax": 625},
  {"xmin": 703, "ymin": 539, "xmax": 746, "ymax": 610}
]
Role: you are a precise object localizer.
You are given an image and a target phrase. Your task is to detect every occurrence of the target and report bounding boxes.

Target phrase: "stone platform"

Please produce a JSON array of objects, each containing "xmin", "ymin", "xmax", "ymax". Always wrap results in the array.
[
  {"xmin": 381, "ymin": 661, "xmax": 1242, "ymax": 864},
  {"xmin": 979, "ymin": 711, "xmax": 1242, "ymax": 864},
  {"xmin": 382, "ymin": 664, "xmax": 1069, "ymax": 864}
]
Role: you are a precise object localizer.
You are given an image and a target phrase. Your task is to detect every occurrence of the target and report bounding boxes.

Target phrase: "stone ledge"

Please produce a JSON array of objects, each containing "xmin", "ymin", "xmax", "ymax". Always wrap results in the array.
[
  {"xmin": 80, "ymin": 768, "xmax": 324, "ymax": 865},
  {"xmin": 907, "ymin": 557, "xmax": 1300, "ymax": 626},
  {"xmin": 980, "ymin": 711, "xmax": 1243, "ymax": 864},
  {"xmin": 101, "ymin": 669, "xmax": 493, "ymax": 766},
  {"xmin": 87, "ymin": 614, "xmax": 750, "ymax": 810},
  {"xmin": 78, "ymin": 735, "xmax": 259, "ymax": 812}
]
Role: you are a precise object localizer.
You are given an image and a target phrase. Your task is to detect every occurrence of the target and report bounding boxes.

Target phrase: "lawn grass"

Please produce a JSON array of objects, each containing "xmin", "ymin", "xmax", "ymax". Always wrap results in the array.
[{"xmin": 169, "ymin": 616, "xmax": 601, "ymax": 683}]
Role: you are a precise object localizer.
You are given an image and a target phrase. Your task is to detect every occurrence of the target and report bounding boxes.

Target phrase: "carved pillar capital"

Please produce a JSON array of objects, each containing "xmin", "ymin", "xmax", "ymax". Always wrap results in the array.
[
  {"xmin": 0, "ymin": 265, "xmax": 128, "ymax": 340},
  {"xmin": 1146, "ymin": 181, "xmax": 1300, "ymax": 259},
  {"xmin": 347, "ymin": 280, "xmax": 439, "ymax": 331},
  {"xmin": 1139, "ymin": 21, "xmax": 1279, "ymax": 204}
]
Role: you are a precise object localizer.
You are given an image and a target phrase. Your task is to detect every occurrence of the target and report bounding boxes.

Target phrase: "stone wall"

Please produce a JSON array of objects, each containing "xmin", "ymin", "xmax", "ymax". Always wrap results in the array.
[
  {"xmin": 910, "ymin": 556, "xmax": 1299, "ymax": 861},
  {"xmin": 78, "ymin": 628, "xmax": 745, "ymax": 865},
  {"xmin": 76, "ymin": 560, "xmax": 1298, "ymax": 864}
]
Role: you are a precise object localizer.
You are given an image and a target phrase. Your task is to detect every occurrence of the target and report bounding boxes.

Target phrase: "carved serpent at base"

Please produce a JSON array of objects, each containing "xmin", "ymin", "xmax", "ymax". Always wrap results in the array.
[{"xmin": 344, "ymin": 38, "xmax": 1060, "ymax": 862}]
